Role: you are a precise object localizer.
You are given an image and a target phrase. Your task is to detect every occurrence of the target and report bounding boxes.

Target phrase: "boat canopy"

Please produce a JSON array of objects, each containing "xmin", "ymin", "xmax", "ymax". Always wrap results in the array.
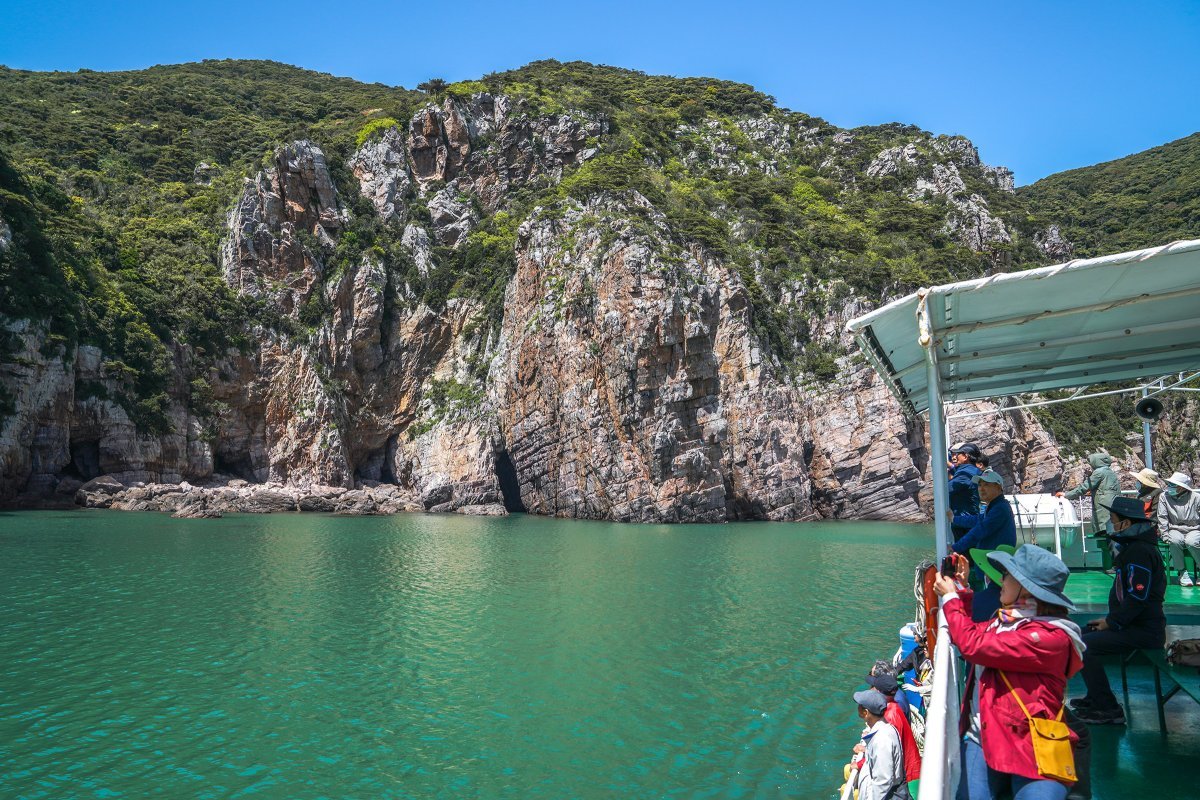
[{"xmin": 846, "ymin": 239, "xmax": 1200, "ymax": 416}]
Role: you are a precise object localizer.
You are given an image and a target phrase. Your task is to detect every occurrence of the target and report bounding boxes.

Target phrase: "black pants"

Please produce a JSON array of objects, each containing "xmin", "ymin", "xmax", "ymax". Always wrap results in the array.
[
  {"xmin": 1063, "ymin": 706, "xmax": 1091, "ymax": 800},
  {"xmin": 1080, "ymin": 626, "xmax": 1165, "ymax": 711}
]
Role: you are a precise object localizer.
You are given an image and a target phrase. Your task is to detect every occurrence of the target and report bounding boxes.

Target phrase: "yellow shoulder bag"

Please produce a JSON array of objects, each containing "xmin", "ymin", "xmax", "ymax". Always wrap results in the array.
[{"xmin": 998, "ymin": 671, "xmax": 1076, "ymax": 784}]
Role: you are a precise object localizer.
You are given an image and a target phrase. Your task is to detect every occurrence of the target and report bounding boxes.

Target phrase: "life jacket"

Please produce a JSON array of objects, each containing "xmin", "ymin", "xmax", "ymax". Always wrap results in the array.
[{"xmin": 922, "ymin": 564, "xmax": 939, "ymax": 655}]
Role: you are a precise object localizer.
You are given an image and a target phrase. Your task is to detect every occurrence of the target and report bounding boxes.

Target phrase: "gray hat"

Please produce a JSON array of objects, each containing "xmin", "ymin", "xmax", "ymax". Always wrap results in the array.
[
  {"xmin": 853, "ymin": 688, "xmax": 888, "ymax": 716},
  {"xmin": 986, "ymin": 544, "xmax": 1076, "ymax": 611},
  {"xmin": 972, "ymin": 469, "xmax": 1004, "ymax": 487}
]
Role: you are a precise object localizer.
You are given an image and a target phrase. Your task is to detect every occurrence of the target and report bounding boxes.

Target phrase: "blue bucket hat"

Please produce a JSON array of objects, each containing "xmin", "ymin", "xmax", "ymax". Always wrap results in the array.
[{"xmin": 986, "ymin": 544, "xmax": 1076, "ymax": 611}]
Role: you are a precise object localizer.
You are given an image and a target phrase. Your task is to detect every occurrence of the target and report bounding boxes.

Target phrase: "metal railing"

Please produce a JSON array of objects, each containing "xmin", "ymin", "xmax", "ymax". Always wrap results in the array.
[
  {"xmin": 917, "ymin": 606, "xmax": 961, "ymax": 799},
  {"xmin": 1007, "ymin": 495, "xmax": 1078, "ymax": 560}
]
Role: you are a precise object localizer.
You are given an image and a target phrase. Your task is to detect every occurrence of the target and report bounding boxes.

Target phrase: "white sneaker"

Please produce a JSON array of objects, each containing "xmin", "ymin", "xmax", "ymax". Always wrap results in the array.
[{"xmin": 1181, "ymin": 571, "xmax": 1195, "ymax": 588}]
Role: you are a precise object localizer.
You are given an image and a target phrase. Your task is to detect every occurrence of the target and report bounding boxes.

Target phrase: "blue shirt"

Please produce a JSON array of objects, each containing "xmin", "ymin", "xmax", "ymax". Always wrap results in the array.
[
  {"xmin": 948, "ymin": 463, "xmax": 982, "ymax": 525},
  {"xmin": 951, "ymin": 495, "xmax": 1017, "ymax": 558}
]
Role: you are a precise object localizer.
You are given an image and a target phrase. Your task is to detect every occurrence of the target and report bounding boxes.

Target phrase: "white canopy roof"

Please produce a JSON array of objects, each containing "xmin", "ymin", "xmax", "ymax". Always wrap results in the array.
[{"xmin": 846, "ymin": 239, "xmax": 1200, "ymax": 416}]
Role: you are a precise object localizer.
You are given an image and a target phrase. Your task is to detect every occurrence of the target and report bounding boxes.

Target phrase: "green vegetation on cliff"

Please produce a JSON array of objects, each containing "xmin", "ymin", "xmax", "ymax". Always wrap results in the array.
[
  {"xmin": 1, "ymin": 58, "xmax": 1194, "ymax": 437},
  {"xmin": 1028, "ymin": 390, "xmax": 1142, "ymax": 460},
  {"xmin": 465, "ymin": 62, "xmax": 1029, "ymax": 364},
  {"xmin": 0, "ymin": 148, "xmax": 178, "ymax": 429},
  {"xmin": 1020, "ymin": 132, "xmax": 1200, "ymax": 257},
  {"xmin": 0, "ymin": 61, "xmax": 424, "ymax": 427},
  {"xmin": 1020, "ymin": 134, "xmax": 1200, "ymax": 460}
]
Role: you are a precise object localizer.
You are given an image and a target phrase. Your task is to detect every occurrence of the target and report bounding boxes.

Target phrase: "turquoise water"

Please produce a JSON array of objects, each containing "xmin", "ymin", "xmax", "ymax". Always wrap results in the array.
[{"xmin": 0, "ymin": 511, "xmax": 1192, "ymax": 798}]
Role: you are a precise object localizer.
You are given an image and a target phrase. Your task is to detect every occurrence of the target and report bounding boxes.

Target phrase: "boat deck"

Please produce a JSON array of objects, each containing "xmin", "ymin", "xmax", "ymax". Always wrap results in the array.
[{"xmin": 1067, "ymin": 570, "xmax": 1200, "ymax": 622}]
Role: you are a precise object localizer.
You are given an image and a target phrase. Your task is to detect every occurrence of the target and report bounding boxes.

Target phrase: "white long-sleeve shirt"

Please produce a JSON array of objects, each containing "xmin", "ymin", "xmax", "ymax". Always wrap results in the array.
[{"xmin": 858, "ymin": 719, "xmax": 911, "ymax": 800}]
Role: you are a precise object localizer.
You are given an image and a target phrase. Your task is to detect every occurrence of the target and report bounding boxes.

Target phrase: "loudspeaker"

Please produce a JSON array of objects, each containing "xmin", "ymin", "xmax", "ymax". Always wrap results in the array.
[{"xmin": 1135, "ymin": 396, "xmax": 1164, "ymax": 421}]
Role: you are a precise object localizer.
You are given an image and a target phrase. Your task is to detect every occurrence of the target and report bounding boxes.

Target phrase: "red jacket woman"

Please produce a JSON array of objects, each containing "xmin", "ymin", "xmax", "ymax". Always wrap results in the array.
[
  {"xmin": 868, "ymin": 672, "xmax": 921, "ymax": 783},
  {"xmin": 935, "ymin": 545, "xmax": 1085, "ymax": 795},
  {"xmin": 885, "ymin": 698, "xmax": 922, "ymax": 783}
]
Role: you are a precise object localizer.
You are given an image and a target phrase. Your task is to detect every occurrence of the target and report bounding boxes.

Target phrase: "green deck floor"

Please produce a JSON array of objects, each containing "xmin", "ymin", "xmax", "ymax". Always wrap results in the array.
[{"xmin": 1066, "ymin": 569, "xmax": 1200, "ymax": 621}]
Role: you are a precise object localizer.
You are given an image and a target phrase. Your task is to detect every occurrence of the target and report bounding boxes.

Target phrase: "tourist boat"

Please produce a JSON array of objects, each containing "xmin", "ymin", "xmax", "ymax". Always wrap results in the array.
[{"xmin": 844, "ymin": 238, "xmax": 1200, "ymax": 799}]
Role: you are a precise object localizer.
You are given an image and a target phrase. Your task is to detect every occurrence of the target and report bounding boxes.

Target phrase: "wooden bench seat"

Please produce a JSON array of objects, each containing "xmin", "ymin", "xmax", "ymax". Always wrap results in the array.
[{"xmin": 1120, "ymin": 624, "xmax": 1200, "ymax": 731}]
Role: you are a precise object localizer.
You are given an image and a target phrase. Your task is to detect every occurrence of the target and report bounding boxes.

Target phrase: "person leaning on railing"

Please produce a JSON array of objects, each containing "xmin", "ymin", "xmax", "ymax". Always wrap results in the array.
[
  {"xmin": 933, "ymin": 545, "xmax": 1085, "ymax": 800},
  {"xmin": 948, "ymin": 469, "xmax": 1017, "ymax": 622},
  {"xmin": 948, "ymin": 443, "xmax": 983, "ymax": 542},
  {"xmin": 865, "ymin": 672, "xmax": 922, "ymax": 792},
  {"xmin": 850, "ymin": 688, "xmax": 913, "ymax": 800}
]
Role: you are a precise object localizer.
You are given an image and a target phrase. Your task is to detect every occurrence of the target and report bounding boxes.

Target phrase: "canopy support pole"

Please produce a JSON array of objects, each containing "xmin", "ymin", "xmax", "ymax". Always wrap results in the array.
[
  {"xmin": 918, "ymin": 291, "xmax": 962, "ymax": 799},
  {"xmin": 927, "ymin": 360, "xmax": 951, "ymax": 561},
  {"xmin": 1142, "ymin": 386, "xmax": 1154, "ymax": 470},
  {"xmin": 919, "ymin": 290, "xmax": 952, "ymax": 561}
]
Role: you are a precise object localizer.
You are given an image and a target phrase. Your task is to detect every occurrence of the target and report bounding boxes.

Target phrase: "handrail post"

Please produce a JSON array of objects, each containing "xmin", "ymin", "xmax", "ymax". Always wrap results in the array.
[
  {"xmin": 1142, "ymin": 386, "xmax": 1154, "ymax": 470},
  {"xmin": 1053, "ymin": 503, "xmax": 1063, "ymax": 559},
  {"xmin": 918, "ymin": 289, "xmax": 961, "ymax": 799}
]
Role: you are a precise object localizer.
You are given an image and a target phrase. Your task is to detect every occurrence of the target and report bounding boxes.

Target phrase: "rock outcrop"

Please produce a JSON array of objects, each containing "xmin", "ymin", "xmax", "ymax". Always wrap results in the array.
[
  {"xmin": 349, "ymin": 126, "xmax": 412, "ymax": 223},
  {"xmin": 491, "ymin": 193, "xmax": 1060, "ymax": 523},
  {"xmin": 867, "ymin": 137, "xmax": 1012, "ymax": 253},
  {"xmin": 75, "ymin": 475, "xmax": 426, "ymax": 516},
  {"xmin": 222, "ymin": 141, "xmax": 345, "ymax": 314},
  {"xmin": 0, "ymin": 319, "xmax": 214, "ymax": 502},
  {"xmin": 404, "ymin": 94, "xmax": 603, "ymax": 210},
  {"xmin": 0, "ymin": 91, "xmax": 1074, "ymax": 523},
  {"xmin": 495, "ymin": 195, "xmax": 749, "ymax": 522},
  {"xmin": 1034, "ymin": 224, "xmax": 1074, "ymax": 261}
]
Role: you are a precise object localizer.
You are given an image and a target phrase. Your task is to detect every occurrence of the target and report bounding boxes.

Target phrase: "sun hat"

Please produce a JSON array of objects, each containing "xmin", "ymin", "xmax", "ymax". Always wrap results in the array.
[
  {"xmin": 986, "ymin": 544, "xmax": 1076, "ymax": 611},
  {"xmin": 971, "ymin": 543, "xmax": 1018, "ymax": 585},
  {"xmin": 972, "ymin": 469, "xmax": 1004, "ymax": 487},
  {"xmin": 1132, "ymin": 468, "xmax": 1160, "ymax": 489},
  {"xmin": 866, "ymin": 673, "xmax": 900, "ymax": 696},
  {"xmin": 853, "ymin": 688, "xmax": 888, "ymax": 716},
  {"xmin": 1098, "ymin": 495, "xmax": 1151, "ymax": 522},
  {"xmin": 1164, "ymin": 471, "xmax": 1195, "ymax": 492}
]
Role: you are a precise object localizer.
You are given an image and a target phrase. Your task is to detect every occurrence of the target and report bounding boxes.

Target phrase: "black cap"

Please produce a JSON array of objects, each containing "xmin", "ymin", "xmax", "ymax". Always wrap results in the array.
[
  {"xmin": 867, "ymin": 673, "xmax": 900, "ymax": 695},
  {"xmin": 1099, "ymin": 495, "xmax": 1151, "ymax": 522},
  {"xmin": 951, "ymin": 442, "xmax": 982, "ymax": 458}
]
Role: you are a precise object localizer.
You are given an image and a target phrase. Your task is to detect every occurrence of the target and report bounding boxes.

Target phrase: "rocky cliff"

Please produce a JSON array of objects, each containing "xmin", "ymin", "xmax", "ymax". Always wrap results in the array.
[{"xmin": 0, "ymin": 73, "xmax": 1084, "ymax": 521}]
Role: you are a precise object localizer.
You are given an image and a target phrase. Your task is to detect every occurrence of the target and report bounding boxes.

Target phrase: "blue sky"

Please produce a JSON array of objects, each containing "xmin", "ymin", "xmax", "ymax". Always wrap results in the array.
[{"xmin": 2, "ymin": 0, "xmax": 1198, "ymax": 184}]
